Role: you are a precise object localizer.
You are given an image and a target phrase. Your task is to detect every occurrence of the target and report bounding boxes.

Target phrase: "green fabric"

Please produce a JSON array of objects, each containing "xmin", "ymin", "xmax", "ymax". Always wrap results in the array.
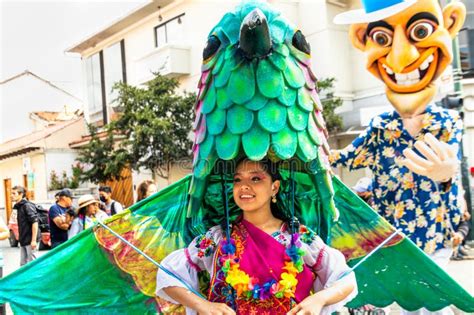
[
  {"xmin": 0, "ymin": 230, "xmax": 157, "ymax": 314},
  {"xmin": 331, "ymin": 177, "xmax": 474, "ymax": 311},
  {"xmin": 0, "ymin": 174, "xmax": 472, "ymax": 313}
]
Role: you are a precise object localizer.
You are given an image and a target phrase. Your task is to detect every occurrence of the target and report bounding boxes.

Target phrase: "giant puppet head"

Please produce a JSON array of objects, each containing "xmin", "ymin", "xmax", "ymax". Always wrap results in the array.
[{"xmin": 335, "ymin": 0, "xmax": 466, "ymax": 117}]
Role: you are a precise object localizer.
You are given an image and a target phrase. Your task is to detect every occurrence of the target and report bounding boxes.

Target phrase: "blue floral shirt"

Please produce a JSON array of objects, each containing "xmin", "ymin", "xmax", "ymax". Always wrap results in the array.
[{"xmin": 330, "ymin": 105, "xmax": 463, "ymax": 254}]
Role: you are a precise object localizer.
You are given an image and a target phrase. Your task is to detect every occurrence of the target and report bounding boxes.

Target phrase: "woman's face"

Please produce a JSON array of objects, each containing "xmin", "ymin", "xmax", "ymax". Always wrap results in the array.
[
  {"xmin": 86, "ymin": 203, "xmax": 98, "ymax": 216},
  {"xmin": 146, "ymin": 184, "xmax": 157, "ymax": 197},
  {"xmin": 233, "ymin": 160, "xmax": 279, "ymax": 213}
]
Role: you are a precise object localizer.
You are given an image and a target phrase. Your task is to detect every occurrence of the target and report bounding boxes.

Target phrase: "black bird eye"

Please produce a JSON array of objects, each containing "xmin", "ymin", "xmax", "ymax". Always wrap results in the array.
[
  {"xmin": 292, "ymin": 30, "xmax": 311, "ymax": 54},
  {"xmin": 203, "ymin": 35, "xmax": 221, "ymax": 60}
]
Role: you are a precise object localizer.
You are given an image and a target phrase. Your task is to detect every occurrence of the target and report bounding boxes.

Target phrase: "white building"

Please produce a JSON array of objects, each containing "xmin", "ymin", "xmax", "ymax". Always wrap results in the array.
[
  {"xmin": 66, "ymin": 0, "xmax": 474, "ymax": 188},
  {"xmin": 0, "ymin": 70, "xmax": 86, "ymax": 222}
]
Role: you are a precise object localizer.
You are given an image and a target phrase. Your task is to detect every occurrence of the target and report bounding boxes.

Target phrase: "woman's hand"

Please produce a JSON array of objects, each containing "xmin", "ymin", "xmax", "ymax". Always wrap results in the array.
[
  {"xmin": 195, "ymin": 300, "xmax": 236, "ymax": 315},
  {"xmin": 287, "ymin": 293, "xmax": 325, "ymax": 315}
]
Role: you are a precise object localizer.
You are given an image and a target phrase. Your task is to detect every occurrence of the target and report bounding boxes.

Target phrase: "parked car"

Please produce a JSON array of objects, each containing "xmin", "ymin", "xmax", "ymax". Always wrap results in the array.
[{"xmin": 8, "ymin": 201, "xmax": 53, "ymax": 250}]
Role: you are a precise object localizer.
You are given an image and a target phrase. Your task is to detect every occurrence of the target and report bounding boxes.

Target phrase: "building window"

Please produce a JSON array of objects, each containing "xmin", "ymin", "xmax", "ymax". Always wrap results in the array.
[
  {"xmin": 104, "ymin": 40, "xmax": 127, "ymax": 107},
  {"xmin": 459, "ymin": 1, "xmax": 474, "ymax": 77},
  {"xmin": 85, "ymin": 52, "xmax": 103, "ymax": 115},
  {"xmin": 85, "ymin": 40, "xmax": 126, "ymax": 124},
  {"xmin": 154, "ymin": 14, "xmax": 185, "ymax": 47}
]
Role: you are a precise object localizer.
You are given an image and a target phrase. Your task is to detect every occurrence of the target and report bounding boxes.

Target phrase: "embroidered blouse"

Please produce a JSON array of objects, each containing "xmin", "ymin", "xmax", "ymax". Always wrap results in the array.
[
  {"xmin": 156, "ymin": 221, "xmax": 357, "ymax": 315},
  {"xmin": 330, "ymin": 105, "xmax": 463, "ymax": 254}
]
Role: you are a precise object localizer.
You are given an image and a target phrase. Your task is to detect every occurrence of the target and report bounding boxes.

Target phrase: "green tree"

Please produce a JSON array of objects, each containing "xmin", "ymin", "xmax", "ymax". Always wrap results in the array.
[
  {"xmin": 76, "ymin": 125, "xmax": 129, "ymax": 184},
  {"xmin": 77, "ymin": 73, "xmax": 195, "ymax": 183},
  {"xmin": 317, "ymin": 78, "xmax": 343, "ymax": 133}
]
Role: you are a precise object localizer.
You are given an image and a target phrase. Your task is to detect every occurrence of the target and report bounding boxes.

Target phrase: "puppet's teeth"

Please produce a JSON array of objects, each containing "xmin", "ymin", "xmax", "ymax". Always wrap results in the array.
[
  {"xmin": 407, "ymin": 69, "xmax": 420, "ymax": 80},
  {"xmin": 383, "ymin": 64, "xmax": 394, "ymax": 75}
]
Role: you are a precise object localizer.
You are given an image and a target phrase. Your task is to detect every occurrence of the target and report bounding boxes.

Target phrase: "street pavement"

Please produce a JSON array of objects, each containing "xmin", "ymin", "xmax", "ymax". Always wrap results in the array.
[{"xmin": 0, "ymin": 240, "xmax": 473, "ymax": 314}]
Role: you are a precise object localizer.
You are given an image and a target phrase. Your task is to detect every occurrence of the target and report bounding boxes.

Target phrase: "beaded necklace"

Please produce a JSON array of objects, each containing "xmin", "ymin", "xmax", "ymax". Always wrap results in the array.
[{"xmin": 221, "ymin": 231, "xmax": 305, "ymax": 301}]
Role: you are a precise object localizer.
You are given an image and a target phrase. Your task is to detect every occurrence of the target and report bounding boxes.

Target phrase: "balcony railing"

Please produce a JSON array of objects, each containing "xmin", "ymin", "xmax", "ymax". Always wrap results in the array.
[{"xmin": 135, "ymin": 44, "xmax": 191, "ymax": 84}]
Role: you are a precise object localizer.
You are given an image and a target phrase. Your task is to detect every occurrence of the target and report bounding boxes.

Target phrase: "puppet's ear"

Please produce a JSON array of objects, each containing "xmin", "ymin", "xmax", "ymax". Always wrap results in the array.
[
  {"xmin": 349, "ymin": 23, "xmax": 369, "ymax": 51},
  {"xmin": 443, "ymin": 2, "xmax": 466, "ymax": 39}
]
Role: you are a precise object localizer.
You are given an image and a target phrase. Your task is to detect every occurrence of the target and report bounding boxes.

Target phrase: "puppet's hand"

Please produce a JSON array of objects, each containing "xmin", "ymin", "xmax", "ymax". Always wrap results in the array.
[{"xmin": 399, "ymin": 133, "xmax": 459, "ymax": 182}]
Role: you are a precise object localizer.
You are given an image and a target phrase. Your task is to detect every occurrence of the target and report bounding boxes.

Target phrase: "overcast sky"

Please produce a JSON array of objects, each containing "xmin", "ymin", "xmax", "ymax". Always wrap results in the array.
[{"xmin": 1, "ymin": 0, "xmax": 147, "ymax": 99}]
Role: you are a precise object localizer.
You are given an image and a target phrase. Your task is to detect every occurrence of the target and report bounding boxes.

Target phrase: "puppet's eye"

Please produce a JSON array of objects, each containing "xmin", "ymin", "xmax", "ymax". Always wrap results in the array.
[
  {"xmin": 371, "ymin": 30, "xmax": 393, "ymax": 47},
  {"xmin": 203, "ymin": 35, "xmax": 221, "ymax": 60},
  {"xmin": 292, "ymin": 30, "xmax": 311, "ymax": 54},
  {"xmin": 409, "ymin": 22, "xmax": 435, "ymax": 42}
]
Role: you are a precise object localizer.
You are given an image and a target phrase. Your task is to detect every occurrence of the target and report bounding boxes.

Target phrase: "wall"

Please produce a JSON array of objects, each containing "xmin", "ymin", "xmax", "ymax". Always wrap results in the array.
[{"xmin": 0, "ymin": 151, "xmax": 47, "ymax": 211}]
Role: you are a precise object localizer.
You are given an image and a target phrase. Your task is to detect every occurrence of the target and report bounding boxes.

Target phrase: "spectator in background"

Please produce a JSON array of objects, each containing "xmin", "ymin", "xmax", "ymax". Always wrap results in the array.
[
  {"xmin": 68, "ymin": 195, "xmax": 107, "ymax": 239},
  {"xmin": 98, "ymin": 186, "xmax": 123, "ymax": 216},
  {"xmin": 352, "ymin": 177, "xmax": 374, "ymax": 206},
  {"xmin": 0, "ymin": 216, "xmax": 9, "ymax": 314},
  {"xmin": 11, "ymin": 186, "xmax": 38, "ymax": 266},
  {"xmin": 452, "ymin": 193, "xmax": 471, "ymax": 260},
  {"xmin": 136, "ymin": 180, "xmax": 157, "ymax": 202},
  {"xmin": 49, "ymin": 189, "xmax": 74, "ymax": 248}
]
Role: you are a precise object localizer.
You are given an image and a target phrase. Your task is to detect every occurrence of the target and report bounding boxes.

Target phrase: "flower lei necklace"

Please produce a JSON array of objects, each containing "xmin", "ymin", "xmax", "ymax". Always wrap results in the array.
[{"xmin": 221, "ymin": 230, "xmax": 305, "ymax": 301}]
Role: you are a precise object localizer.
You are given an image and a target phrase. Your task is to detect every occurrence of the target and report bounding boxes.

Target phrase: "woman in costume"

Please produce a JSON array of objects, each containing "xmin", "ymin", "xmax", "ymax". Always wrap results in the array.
[{"xmin": 156, "ymin": 158, "xmax": 357, "ymax": 314}]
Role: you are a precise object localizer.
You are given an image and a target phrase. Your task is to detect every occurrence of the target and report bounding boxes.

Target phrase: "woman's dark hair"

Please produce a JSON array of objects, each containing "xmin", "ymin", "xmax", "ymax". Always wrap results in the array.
[
  {"xmin": 98, "ymin": 186, "xmax": 112, "ymax": 193},
  {"xmin": 77, "ymin": 206, "xmax": 86, "ymax": 217},
  {"xmin": 136, "ymin": 180, "xmax": 155, "ymax": 202}
]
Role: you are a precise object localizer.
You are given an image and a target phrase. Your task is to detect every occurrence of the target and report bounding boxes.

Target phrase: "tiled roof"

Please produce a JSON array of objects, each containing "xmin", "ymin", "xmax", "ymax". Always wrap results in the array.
[{"xmin": 0, "ymin": 119, "xmax": 82, "ymax": 161}]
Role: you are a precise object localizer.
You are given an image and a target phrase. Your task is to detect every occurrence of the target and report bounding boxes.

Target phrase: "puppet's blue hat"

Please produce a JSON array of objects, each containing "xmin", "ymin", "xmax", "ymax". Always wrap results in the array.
[{"xmin": 334, "ymin": 0, "xmax": 417, "ymax": 25}]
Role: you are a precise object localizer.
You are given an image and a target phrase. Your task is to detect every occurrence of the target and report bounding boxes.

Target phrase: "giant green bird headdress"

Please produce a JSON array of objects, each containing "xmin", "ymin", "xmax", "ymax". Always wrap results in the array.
[{"xmin": 189, "ymin": 0, "xmax": 337, "ymax": 236}]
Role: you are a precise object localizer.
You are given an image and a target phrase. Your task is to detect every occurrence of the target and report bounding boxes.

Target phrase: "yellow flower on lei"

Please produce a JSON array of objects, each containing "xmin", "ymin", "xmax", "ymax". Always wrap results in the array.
[
  {"xmin": 279, "ymin": 272, "xmax": 298, "ymax": 290},
  {"xmin": 282, "ymin": 261, "xmax": 298, "ymax": 275},
  {"xmin": 226, "ymin": 264, "xmax": 250, "ymax": 288}
]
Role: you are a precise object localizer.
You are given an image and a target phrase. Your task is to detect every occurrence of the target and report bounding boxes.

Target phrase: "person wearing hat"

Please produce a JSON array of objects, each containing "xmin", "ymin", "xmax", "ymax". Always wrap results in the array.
[
  {"xmin": 332, "ymin": 1, "xmax": 466, "ymax": 314},
  {"xmin": 49, "ymin": 189, "xmax": 74, "ymax": 249},
  {"xmin": 68, "ymin": 195, "xmax": 107, "ymax": 239}
]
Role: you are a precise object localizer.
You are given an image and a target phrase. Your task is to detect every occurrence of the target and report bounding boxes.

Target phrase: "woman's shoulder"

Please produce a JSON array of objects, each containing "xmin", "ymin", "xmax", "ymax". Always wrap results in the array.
[{"xmin": 191, "ymin": 225, "xmax": 223, "ymax": 259}]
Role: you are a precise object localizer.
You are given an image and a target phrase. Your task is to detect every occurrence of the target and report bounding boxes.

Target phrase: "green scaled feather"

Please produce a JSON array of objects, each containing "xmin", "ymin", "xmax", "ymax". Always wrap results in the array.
[
  {"xmin": 194, "ymin": 154, "xmax": 218, "ymax": 179},
  {"xmin": 228, "ymin": 62, "xmax": 255, "ymax": 105},
  {"xmin": 287, "ymin": 105, "xmax": 308, "ymax": 131},
  {"xmin": 269, "ymin": 16, "xmax": 290, "ymax": 44},
  {"xmin": 227, "ymin": 105, "xmax": 254, "ymax": 134},
  {"xmin": 244, "ymin": 90, "xmax": 268, "ymax": 111},
  {"xmin": 202, "ymin": 85, "xmax": 216, "ymax": 114},
  {"xmin": 284, "ymin": 59, "xmax": 305, "ymax": 89},
  {"xmin": 215, "ymin": 51, "xmax": 240, "ymax": 88},
  {"xmin": 271, "ymin": 126, "xmax": 298, "ymax": 160},
  {"xmin": 256, "ymin": 59, "xmax": 284, "ymax": 98},
  {"xmin": 257, "ymin": 100, "xmax": 287, "ymax": 133},
  {"xmin": 216, "ymin": 87, "xmax": 233, "ymax": 109},
  {"xmin": 269, "ymin": 51, "xmax": 288, "ymax": 71},
  {"xmin": 199, "ymin": 134, "xmax": 215, "ymax": 160},
  {"xmin": 242, "ymin": 124, "xmax": 270, "ymax": 161},
  {"xmin": 274, "ymin": 43, "xmax": 289, "ymax": 57},
  {"xmin": 296, "ymin": 130, "xmax": 318, "ymax": 162},
  {"xmin": 297, "ymin": 88, "xmax": 314, "ymax": 112},
  {"xmin": 307, "ymin": 116, "xmax": 321, "ymax": 146},
  {"xmin": 207, "ymin": 108, "xmax": 226, "ymax": 135},
  {"xmin": 212, "ymin": 51, "xmax": 226, "ymax": 75},
  {"xmin": 278, "ymin": 86, "xmax": 297, "ymax": 107},
  {"xmin": 216, "ymin": 129, "xmax": 241, "ymax": 160}
]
